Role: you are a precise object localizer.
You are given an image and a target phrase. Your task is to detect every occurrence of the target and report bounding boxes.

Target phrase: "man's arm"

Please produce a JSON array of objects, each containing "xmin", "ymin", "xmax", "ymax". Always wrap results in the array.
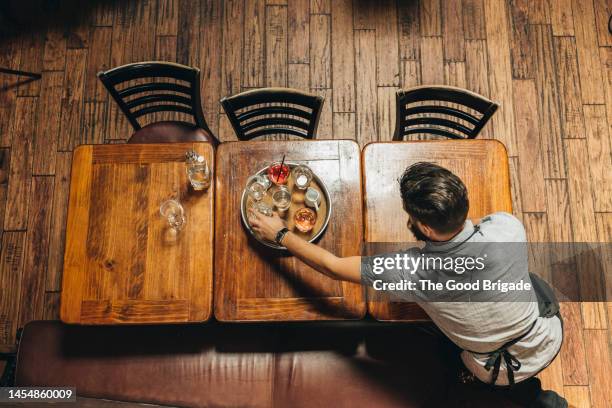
[{"xmin": 248, "ymin": 211, "xmax": 362, "ymax": 283}]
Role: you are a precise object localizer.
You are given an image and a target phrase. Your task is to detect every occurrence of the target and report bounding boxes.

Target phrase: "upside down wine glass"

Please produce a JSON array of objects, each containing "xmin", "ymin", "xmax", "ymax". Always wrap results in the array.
[{"xmin": 159, "ymin": 199, "xmax": 186, "ymax": 232}]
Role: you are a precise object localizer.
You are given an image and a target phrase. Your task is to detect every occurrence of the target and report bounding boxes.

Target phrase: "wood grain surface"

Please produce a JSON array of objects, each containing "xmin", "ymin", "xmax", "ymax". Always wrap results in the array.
[
  {"xmin": 60, "ymin": 143, "xmax": 214, "ymax": 324},
  {"xmin": 1, "ymin": 1, "xmax": 610, "ymax": 405},
  {"xmin": 214, "ymin": 140, "xmax": 365, "ymax": 321},
  {"xmin": 363, "ymin": 140, "xmax": 512, "ymax": 321}
]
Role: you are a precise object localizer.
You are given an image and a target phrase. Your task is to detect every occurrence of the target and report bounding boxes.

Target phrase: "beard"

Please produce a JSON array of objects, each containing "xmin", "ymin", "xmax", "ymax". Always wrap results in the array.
[{"xmin": 409, "ymin": 222, "xmax": 430, "ymax": 242}]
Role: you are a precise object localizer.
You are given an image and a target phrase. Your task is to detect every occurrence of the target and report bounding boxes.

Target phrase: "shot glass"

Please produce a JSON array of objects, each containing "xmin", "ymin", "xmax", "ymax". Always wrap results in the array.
[{"xmin": 292, "ymin": 165, "xmax": 313, "ymax": 190}]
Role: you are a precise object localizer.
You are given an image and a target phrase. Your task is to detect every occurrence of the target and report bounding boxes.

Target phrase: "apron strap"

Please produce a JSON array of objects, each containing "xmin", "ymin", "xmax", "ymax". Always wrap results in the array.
[
  {"xmin": 468, "ymin": 320, "xmax": 537, "ymax": 386},
  {"xmin": 484, "ymin": 348, "xmax": 522, "ymax": 386}
]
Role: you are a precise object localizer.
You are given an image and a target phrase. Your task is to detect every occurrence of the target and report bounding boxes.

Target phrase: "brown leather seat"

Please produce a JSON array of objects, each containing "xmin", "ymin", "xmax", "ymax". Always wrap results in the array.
[
  {"xmin": 127, "ymin": 121, "xmax": 219, "ymax": 147},
  {"xmin": 15, "ymin": 321, "xmax": 518, "ymax": 408}
]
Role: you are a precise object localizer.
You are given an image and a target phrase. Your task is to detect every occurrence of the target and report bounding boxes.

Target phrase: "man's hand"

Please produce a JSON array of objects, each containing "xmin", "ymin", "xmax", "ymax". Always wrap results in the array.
[
  {"xmin": 249, "ymin": 209, "xmax": 361, "ymax": 283},
  {"xmin": 249, "ymin": 210, "xmax": 286, "ymax": 242}
]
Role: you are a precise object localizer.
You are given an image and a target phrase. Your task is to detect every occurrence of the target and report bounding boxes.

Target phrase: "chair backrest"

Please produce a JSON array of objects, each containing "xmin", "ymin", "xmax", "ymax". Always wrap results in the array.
[
  {"xmin": 98, "ymin": 61, "xmax": 210, "ymax": 132},
  {"xmin": 393, "ymin": 85, "xmax": 498, "ymax": 140},
  {"xmin": 220, "ymin": 88, "xmax": 324, "ymax": 140}
]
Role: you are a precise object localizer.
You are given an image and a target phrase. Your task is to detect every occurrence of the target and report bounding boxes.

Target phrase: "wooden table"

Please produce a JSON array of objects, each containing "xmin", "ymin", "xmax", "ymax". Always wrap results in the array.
[
  {"xmin": 60, "ymin": 143, "xmax": 214, "ymax": 324},
  {"xmin": 214, "ymin": 140, "xmax": 365, "ymax": 321},
  {"xmin": 363, "ymin": 140, "xmax": 513, "ymax": 321}
]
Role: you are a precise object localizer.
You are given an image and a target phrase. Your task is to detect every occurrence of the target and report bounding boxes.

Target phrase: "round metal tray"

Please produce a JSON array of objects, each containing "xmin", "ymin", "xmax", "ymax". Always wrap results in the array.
[{"xmin": 240, "ymin": 162, "xmax": 333, "ymax": 250}]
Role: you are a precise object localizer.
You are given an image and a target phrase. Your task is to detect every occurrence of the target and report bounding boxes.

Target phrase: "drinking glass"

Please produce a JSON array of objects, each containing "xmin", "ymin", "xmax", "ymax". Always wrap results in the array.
[
  {"xmin": 292, "ymin": 165, "xmax": 313, "ymax": 190},
  {"xmin": 252, "ymin": 174, "xmax": 272, "ymax": 190},
  {"xmin": 267, "ymin": 162, "xmax": 290, "ymax": 185},
  {"xmin": 294, "ymin": 207, "xmax": 317, "ymax": 232},
  {"xmin": 249, "ymin": 201, "xmax": 273, "ymax": 217},
  {"xmin": 247, "ymin": 177, "xmax": 267, "ymax": 201},
  {"xmin": 186, "ymin": 156, "xmax": 211, "ymax": 191},
  {"xmin": 160, "ymin": 199, "xmax": 186, "ymax": 231},
  {"xmin": 271, "ymin": 185, "xmax": 292, "ymax": 214}
]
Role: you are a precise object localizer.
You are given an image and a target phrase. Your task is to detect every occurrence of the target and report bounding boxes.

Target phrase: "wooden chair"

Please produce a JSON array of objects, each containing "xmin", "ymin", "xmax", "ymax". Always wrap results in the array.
[
  {"xmin": 98, "ymin": 61, "xmax": 219, "ymax": 146},
  {"xmin": 220, "ymin": 88, "xmax": 324, "ymax": 140},
  {"xmin": 393, "ymin": 85, "xmax": 498, "ymax": 141}
]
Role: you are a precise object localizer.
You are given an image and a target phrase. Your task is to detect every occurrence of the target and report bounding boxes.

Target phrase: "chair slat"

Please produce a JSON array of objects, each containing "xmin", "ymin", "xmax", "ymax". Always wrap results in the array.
[
  {"xmin": 400, "ymin": 87, "xmax": 492, "ymax": 112},
  {"xmin": 101, "ymin": 62, "xmax": 196, "ymax": 84},
  {"xmin": 133, "ymin": 105, "xmax": 194, "ymax": 118},
  {"xmin": 225, "ymin": 88, "xmax": 322, "ymax": 110},
  {"xmin": 118, "ymin": 82, "xmax": 192, "ymax": 98},
  {"xmin": 237, "ymin": 106, "xmax": 312, "ymax": 122},
  {"xmin": 404, "ymin": 105, "xmax": 480, "ymax": 126},
  {"xmin": 245, "ymin": 127, "xmax": 309, "ymax": 139},
  {"xmin": 126, "ymin": 94, "xmax": 193, "ymax": 110},
  {"xmin": 241, "ymin": 118, "xmax": 309, "ymax": 133},
  {"xmin": 405, "ymin": 127, "xmax": 464, "ymax": 139},
  {"xmin": 405, "ymin": 117, "xmax": 473, "ymax": 136}
]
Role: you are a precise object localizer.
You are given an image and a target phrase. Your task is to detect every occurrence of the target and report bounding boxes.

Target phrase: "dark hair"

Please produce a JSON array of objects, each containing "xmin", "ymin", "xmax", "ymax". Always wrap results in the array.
[{"xmin": 399, "ymin": 162, "xmax": 469, "ymax": 233}]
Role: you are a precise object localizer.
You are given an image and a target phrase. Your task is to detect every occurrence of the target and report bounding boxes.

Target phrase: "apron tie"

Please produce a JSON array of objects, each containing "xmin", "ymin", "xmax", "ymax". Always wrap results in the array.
[
  {"xmin": 468, "ymin": 320, "xmax": 536, "ymax": 386},
  {"xmin": 484, "ymin": 348, "xmax": 522, "ymax": 386}
]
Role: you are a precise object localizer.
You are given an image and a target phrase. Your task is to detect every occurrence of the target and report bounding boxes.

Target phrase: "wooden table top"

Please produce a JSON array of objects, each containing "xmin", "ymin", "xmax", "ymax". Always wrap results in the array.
[
  {"xmin": 214, "ymin": 140, "xmax": 365, "ymax": 321},
  {"xmin": 60, "ymin": 143, "xmax": 214, "ymax": 324},
  {"xmin": 363, "ymin": 140, "xmax": 513, "ymax": 321}
]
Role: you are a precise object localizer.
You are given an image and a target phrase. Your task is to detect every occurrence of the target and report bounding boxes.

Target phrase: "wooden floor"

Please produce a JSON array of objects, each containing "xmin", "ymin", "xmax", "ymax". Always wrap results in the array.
[{"xmin": 0, "ymin": 0, "xmax": 610, "ymax": 406}]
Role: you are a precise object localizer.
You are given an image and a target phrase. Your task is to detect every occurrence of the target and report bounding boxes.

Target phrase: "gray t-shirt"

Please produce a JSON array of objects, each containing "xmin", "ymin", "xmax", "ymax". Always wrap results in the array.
[{"xmin": 361, "ymin": 212, "xmax": 563, "ymax": 385}]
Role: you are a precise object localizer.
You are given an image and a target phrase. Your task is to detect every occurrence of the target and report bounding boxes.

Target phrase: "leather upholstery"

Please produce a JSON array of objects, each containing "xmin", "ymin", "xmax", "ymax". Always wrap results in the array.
[
  {"xmin": 127, "ymin": 121, "xmax": 219, "ymax": 147},
  {"xmin": 15, "ymin": 321, "xmax": 518, "ymax": 407}
]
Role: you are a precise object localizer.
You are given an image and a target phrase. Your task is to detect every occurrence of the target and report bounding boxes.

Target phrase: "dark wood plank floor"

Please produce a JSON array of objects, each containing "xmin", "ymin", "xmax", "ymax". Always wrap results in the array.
[{"xmin": 0, "ymin": 1, "xmax": 610, "ymax": 406}]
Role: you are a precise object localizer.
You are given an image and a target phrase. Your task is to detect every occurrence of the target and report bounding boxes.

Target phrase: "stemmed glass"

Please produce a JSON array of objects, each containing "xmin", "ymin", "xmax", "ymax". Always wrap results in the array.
[{"xmin": 159, "ymin": 199, "xmax": 186, "ymax": 231}]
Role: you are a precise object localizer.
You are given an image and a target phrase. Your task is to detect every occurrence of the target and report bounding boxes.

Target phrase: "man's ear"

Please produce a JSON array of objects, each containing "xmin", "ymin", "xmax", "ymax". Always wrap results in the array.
[{"xmin": 416, "ymin": 221, "xmax": 436, "ymax": 240}]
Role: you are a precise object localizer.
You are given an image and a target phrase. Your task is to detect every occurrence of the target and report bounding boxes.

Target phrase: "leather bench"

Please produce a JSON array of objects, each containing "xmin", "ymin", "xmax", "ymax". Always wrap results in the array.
[{"xmin": 13, "ymin": 321, "xmax": 518, "ymax": 407}]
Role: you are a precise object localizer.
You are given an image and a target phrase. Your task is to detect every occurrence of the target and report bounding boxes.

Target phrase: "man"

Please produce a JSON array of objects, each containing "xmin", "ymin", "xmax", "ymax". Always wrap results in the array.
[{"xmin": 249, "ymin": 162, "xmax": 566, "ymax": 408}]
